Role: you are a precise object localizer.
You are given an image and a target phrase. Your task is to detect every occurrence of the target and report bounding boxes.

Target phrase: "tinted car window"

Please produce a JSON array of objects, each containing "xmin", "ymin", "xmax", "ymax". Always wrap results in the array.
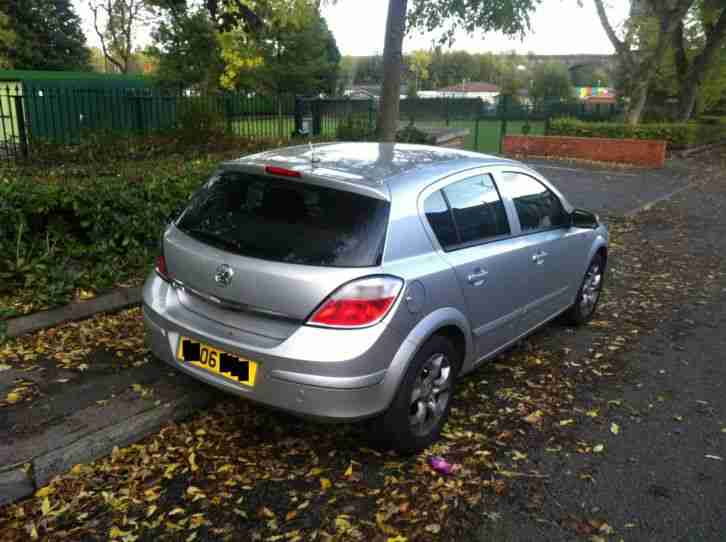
[
  {"xmin": 501, "ymin": 172, "xmax": 568, "ymax": 232},
  {"xmin": 176, "ymin": 171, "xmax": 390, "ymax": 267},
  {"xmin": 423, "ymin": 190, "xmax": 459, "ymax": 249},
  {"xmin": 441, "ymin": 174, "xmax": 509, "ymax": 246}
]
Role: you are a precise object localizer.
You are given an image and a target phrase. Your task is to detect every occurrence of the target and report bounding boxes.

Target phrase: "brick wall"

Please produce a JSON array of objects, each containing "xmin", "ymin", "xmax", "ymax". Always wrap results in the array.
[{"xmin": 503, "ymin": 135, "xmax": 667, "ymax": 168}]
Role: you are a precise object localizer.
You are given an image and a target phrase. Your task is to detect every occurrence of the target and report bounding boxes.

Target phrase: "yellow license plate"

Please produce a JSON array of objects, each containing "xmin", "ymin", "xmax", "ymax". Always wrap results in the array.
[{"xmin": 177, "ymin": 337, "xmax": 258, "ymax": 387}]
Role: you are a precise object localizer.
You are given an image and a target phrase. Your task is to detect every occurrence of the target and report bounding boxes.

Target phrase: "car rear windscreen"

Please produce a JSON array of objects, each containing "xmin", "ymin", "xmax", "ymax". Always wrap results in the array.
[{"xmin": 176, "ymin": 170, "xmax": 390, "ymax": 267}]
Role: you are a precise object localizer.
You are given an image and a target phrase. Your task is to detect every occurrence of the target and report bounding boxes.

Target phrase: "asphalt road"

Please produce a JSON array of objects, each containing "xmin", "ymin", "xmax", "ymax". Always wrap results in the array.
[
  {"xmin": 477, "ymin": 151, "xmax": 726, "ymax": 541},
  {"xmin": 525, "ymin": 159, "xmax": 694, "ymax": 217}
]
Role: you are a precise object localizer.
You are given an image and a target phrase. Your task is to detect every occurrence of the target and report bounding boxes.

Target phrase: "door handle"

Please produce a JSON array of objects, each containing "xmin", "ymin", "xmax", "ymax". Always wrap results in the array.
[
  {"xmin": 532, "ymin": 251, "xmax": 548, "ymax": 264},
  {"xmin": 467, "ymin": 268, "xmax": 489, "ymax": 286}
]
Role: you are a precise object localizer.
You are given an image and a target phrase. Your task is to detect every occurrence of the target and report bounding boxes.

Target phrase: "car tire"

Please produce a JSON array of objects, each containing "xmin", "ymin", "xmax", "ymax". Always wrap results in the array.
[
  {"xmin": 370, "ymin": 334, "xmax": 460, "ymax": 454},
  {"xmin": 565, "ymin": 253, "xmax": 605, "ymax": 326}
]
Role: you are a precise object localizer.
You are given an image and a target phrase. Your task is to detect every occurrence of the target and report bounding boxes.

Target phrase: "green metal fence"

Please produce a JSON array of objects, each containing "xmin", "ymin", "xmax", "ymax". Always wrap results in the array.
[{"xmin": 0, "ymin": 86, "xmax": 622, "ymax": 162}]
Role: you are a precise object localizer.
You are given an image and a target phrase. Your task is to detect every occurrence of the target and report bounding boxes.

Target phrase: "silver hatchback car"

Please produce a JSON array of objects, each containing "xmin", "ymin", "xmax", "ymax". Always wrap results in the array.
[{"xmin": 143, "ymin": 142, "xmax": 608, "ymax": 452}]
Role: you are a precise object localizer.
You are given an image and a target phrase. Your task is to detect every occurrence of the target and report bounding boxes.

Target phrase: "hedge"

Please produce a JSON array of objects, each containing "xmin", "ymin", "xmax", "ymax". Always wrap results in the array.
[
  {"xmin": 547, "ymin": 117, "xmax": 726, "ymax": 149},
  {"xmin": 0, "ymin": 134, "xmax": 330, "ymax": 316}
]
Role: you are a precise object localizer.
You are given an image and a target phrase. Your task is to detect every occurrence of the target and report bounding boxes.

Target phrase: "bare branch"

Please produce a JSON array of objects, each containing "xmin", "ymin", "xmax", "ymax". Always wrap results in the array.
[
  {"xmin": 90, "ymin": 1, "xmax": 125, "ymax": 72},
  {"xmin": 593, "ymin": 0, "xmax": 633, "ymax": 65}
]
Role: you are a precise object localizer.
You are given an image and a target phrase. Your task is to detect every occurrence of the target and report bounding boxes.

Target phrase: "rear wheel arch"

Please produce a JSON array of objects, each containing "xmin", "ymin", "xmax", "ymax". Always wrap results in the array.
[
  {"xmin": 432, "ymin": 325, "xmax": 466, "ymax": 373},
  {"xmin": 382, "ymin": 308, "xmax": 472, "ymax": 408}
]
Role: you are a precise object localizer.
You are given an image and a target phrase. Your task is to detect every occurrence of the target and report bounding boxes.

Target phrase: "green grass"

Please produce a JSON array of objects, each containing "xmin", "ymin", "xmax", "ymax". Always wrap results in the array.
[{"xmin": 228, "ymin": 115, "xmax": 546, "ymax": 154}]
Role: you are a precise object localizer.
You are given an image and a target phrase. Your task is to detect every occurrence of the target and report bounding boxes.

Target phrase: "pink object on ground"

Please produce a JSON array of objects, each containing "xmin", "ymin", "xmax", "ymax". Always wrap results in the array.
[{"xmin": 428, "ymin": 456, "xmax": 455, "ymax": 475}]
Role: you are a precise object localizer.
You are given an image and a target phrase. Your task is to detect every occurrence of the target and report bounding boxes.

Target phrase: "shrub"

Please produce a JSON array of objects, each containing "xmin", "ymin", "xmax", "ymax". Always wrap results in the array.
[
  {"xmin": 0, "ymin": 134, "xmax": 331, "ymax": 313},
  {"xmin": 395, "ymin": 124, "xmax": 433, "ymax": 144},
  {"xmin": 335, "ymin": 115, "xmax": 375, "ymax": 141},
  {"xmin": 547, "ymin": 117, "xmax": 726, "ymax": 149}
]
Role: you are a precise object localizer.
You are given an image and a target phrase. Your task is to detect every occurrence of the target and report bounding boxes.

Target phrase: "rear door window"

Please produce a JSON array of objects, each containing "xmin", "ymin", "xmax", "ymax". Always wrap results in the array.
[
  {"xmin": 176, "ymin": 170, "xmax": 390, "ymax": 267},
  {"xmin": 500, "ymin": 172, "xmax": 568, "ymax": 232},
  {"xmin": 423, "ymin": 174, "xmax": 510, "ymax": 250}
]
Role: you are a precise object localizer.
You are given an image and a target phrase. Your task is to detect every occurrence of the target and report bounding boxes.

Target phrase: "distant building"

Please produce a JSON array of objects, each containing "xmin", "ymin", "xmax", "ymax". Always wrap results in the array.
[
  {"xmin": 576, "ymin": 86, "xmax": 616, "ymax": 104},
  {"xmin": 342, "ymin": 85, "xmax": 381, "ymax": 99},
  {"xmin": 434, "ymin": 82, "xmax": 501, "ymax": 104}
]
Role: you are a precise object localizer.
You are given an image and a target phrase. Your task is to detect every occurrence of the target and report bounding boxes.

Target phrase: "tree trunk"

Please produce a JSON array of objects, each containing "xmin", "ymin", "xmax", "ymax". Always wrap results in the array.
[
  {"xmin": 376, "ymin": 0, "xmax": 408, "ymax": 142},
  {"xmin": 676, "ymin": 8, "xmax": 726, "ymax": 121},
  {"xmin": 626, "ymin": 82, "xmax": 649, "ymax": 125}
]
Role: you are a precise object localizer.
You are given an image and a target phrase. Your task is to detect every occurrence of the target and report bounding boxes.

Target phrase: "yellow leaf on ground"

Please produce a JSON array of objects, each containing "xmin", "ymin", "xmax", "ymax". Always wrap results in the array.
[
  {"xmin": 35, "ymin": 486, "xmax": 54, "ymax": 498},
  {"xmin": 335, "ymin": 516, "xmax": 351, "ymax": 532},
  {"xmin": 610, "ymin": 423, "xmax": 620, "ymax": 435},
  {"xmin": 41, "ymin": 497, "xmax": 51, "ymax": 516},
  {"xmin": 559, "ymin": 419, "xmax": 574, "ymax": 426},
  {"xmin": 523, "ymin": 410, "xmax": 544, "ymax": 424},
  {"xmin": 344, "ymin": 463, "xmax": 353, "ymax": 477},
  {"xmin": 5, "ymin": 392, "xmax": 21, "ymax": 404},
  {"xmin": 387, "ymin": 536, "xmax": 407, "ymax": 542},
  {"xmin": 593, "ymin": 444, "xmax": 605, "ymax": 453},
  {"xmin": 188, "ymin": 452, "xmax": 197, "ymax": 472},
  {"xmin": 425, "ymin": 524, "xmax": 441, "ymax": 534},
  {"xmin": 286, "ymin": 510, "xmax": 298, "ymax": 521},
  {"xmin": 320, "ymin": 478, "xmax": 332, "ymax": 491}
]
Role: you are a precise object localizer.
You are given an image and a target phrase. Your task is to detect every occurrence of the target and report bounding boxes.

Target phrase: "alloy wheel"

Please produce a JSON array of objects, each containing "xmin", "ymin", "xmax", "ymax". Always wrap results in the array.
[{"xmin": 408, "ymin": 353, "xmax": 452, "ymax": 436}]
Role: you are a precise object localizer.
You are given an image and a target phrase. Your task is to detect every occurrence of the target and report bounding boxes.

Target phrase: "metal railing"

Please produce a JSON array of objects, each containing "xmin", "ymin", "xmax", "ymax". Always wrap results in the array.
[{"xmin": 0, "ymin": 85, "xmax": 623, "ymax": 162}]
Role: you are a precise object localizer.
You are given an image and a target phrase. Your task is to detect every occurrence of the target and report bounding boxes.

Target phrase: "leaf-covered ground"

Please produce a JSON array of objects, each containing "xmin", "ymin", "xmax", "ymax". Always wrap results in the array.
[{"xmin": 1, "ymin": 151, "xmax": 725, "ymax": 541}]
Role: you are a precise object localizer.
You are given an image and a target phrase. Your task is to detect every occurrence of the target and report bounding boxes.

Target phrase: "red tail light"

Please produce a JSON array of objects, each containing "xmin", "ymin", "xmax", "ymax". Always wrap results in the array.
[
  {"xmin": 265, "ymin": 165, "xmax": 302, "ymax": 178},
  {"xmin": 308, "ymin": 276, "xmax": 403, "ymax": 328},
  {"xmin": 155, "ymin": 254, "xmax": 171, "ymax": 282}
]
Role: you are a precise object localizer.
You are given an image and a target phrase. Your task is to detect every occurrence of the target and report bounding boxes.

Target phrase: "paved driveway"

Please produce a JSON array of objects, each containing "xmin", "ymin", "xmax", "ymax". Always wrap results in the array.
[{"xmin": 524, "ymin": 159, "xmax": 694, "ymax": 217}]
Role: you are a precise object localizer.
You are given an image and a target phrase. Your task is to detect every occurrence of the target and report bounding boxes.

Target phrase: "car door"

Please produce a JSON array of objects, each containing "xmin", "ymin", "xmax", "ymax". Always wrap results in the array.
[
  {"xmin": 496, "ymin": 170, "xmax": 586, "ymax": 335},
  {"xmin": 420, "ymin": 171, "xmax": 523, "ymax": 359}
]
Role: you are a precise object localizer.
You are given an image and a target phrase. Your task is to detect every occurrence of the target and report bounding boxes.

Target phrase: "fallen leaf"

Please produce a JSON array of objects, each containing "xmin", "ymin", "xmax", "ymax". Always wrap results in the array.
[
  {"xmin": 523, "ymin": 410, "xmax": 544, "ymax": 424},
  {"xmin": 320, "ymin": 478, "xmax": 332, "ymax": 491},
  {"xmin": 344, "ymin": 463, "xmax": 353, "ymax": 478},
  {"xmin": 35, "ymin": 486, "xmax": 54, "ymax": 498},
  {"xmin": 705, "ymin": 454, "xmax": 723, "ymax": 461},
  {"xmin": 610, "ymin": 423, "xmax": 620, "ymax": 435},
  {"xmin": 335, "ymin": 516, "xmax": 351, "ymax": 532},
  {"xmin": 5, "ymin": 392, "xmax": 21, "ymax": 404},
  {"xmin": 425, "ymin": 523, "xmax": 441, "ymax": 534},
  {"xmin": 0, "ymin": 363, "xmax": 10, "ymax": 371},
  {"xmin": 593, "ymin": 444, "xmax": 605, "ymax": 453},
  {"xmin": 387, "ymin": 536, "xmax": 407, "ymax": 542},
  {"xmin": 41, "ymin": 497, "xmax": 51, "ymax": 516},
  {"xmin": 286, "ymin": 510, "xmax": 298, "ymax": 521},
  {"xmin": 560, "ymin": 419, "xmax": 575, "ymax": 426}
]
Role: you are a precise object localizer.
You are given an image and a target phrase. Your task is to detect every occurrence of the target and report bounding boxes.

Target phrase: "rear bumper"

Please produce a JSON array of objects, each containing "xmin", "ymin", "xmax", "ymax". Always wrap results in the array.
[{"xmin": 142, "ymin": 273, "xmax": 403, "ymax": 421}]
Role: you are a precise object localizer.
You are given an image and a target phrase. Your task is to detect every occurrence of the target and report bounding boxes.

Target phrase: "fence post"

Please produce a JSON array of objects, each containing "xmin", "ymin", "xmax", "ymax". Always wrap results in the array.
[
  {"xmin": 499, "ymin": 94, "xmax": 510, "ymax": 154},
  {"xmin": 473, "ymin": 100, "xmax": 481, "ymax": 152},
  {"xmin": 368, "ymin": 98, "xmax": 375, "ymax": 133},
  {"xmin": 311, "ymin": 99, "xmax": 322, "ymax": 137},
  {"xmin": 14, "ymin": 94, "xmax": 29, "ymax": 159}
]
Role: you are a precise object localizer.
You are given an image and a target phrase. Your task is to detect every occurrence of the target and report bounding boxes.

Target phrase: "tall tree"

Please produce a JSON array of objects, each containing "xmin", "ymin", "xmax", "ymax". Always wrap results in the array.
[
  {"xmin": 220, "ymin": 4, "xmax": 340, "ymax": 96},
  {"xmin": 89, "ymin": 0, "xmax": 153, "ymax": 73},
  {"xmin": 377, "ymin": 0, "xmax": 407, "ymax": 142},
  {"xmin": 671, "ymin": 0, "xmax": 726, "ymax": 120},
  {"xmin": 0, "ymin": 13, "xmax": 15, "ymax": 68},
  {"xmin": 376, "ymin": 0, "xmax": 541, "ymax": 141},
  {"xmin": 147, "ymin": 7, "xmax": 224, "ymax": 91},
  {"xmin": 0, "ymin": 0, "xmax": 91, "ymax": 70},
  {"xmin": 530, "ymin": 61, "xmax": 573, "ymax": 105},
  {"xmin": 594, "ymin": 0, "xmax": 693, "ymax": 124}
]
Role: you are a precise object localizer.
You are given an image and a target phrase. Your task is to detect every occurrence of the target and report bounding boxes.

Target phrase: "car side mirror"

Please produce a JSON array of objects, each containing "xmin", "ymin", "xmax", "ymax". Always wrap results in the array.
[{"xmin": 570, "ymin": 208, "xmax": 599, "ymax": 229}]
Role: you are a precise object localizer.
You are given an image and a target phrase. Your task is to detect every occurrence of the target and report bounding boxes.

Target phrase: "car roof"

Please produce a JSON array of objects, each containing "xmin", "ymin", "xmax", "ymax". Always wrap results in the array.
[{"xmin": 223, "ymin": 142, "xmax": 519, "ymax": 198}]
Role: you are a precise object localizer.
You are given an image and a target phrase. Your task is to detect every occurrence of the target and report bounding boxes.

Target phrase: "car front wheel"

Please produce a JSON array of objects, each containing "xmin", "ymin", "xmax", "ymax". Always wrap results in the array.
[
  {"xmin": 371, "ymin": 334, "xmax": 459, "ymax": 454},
  {"xmin": 566, "ymin": 253, "xmax": 605, "ymax": 325}
]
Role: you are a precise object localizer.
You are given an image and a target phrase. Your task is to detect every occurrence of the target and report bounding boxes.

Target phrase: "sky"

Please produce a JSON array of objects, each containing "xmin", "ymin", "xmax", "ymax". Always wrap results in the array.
[{"xmin": 73, "ymin": 0, "xmax": 630, "ymax": 57}]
